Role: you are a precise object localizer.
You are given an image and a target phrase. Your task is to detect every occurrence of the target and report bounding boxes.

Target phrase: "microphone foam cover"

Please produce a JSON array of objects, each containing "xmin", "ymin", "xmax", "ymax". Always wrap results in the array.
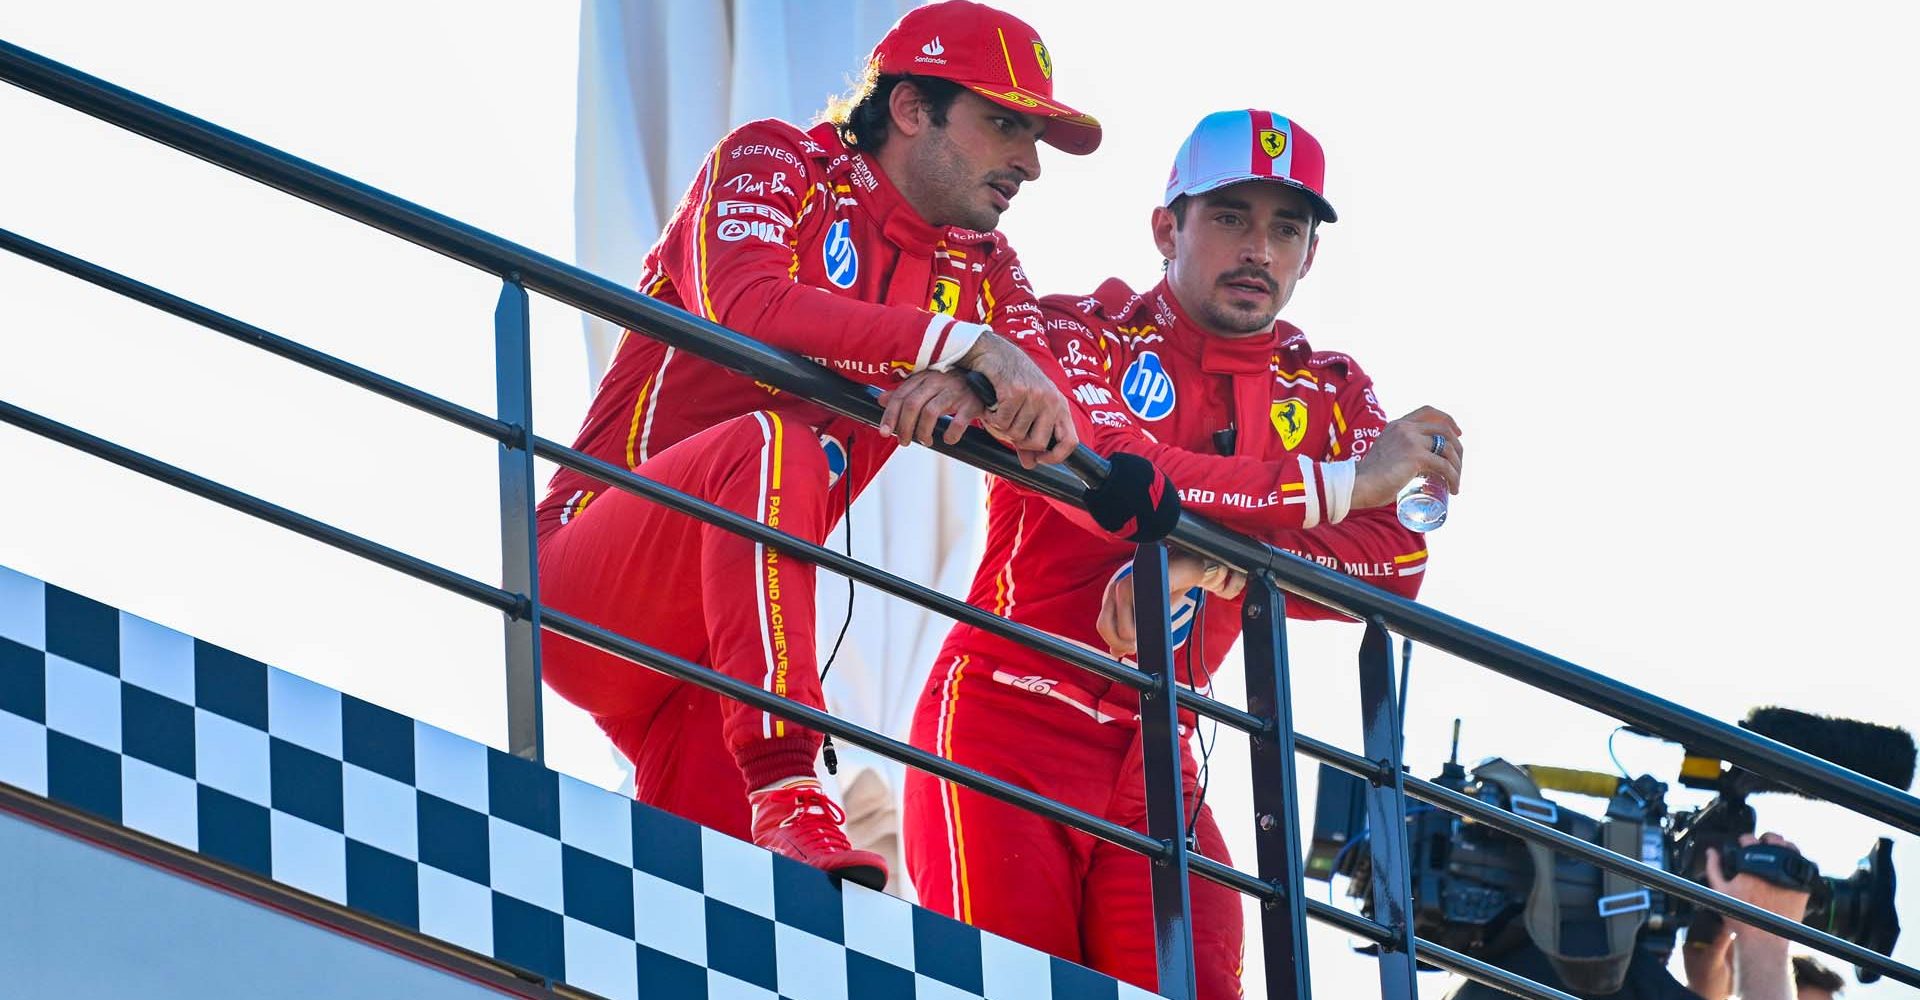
[
  {"xmin": 1087, "ymin": 452, "xmax": 1181, "ymax": 543},
  {"xmin": 1740, "ymin": 706, "xmax": 1917, "ymax": 792}
]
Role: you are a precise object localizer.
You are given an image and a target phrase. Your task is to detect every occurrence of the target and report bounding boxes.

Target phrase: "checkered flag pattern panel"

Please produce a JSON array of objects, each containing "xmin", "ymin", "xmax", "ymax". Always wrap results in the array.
[{"xmin": 0, "ymin": 564, "xmax": 1162, "ymax": 1000}]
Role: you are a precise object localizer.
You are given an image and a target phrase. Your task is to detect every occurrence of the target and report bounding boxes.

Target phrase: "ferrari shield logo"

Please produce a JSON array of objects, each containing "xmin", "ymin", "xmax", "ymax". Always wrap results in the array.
[
  {"xmin": 1259, "ymin": 128, "xmax": 1287, "ymax": 159},
  {"xmin": 1033, "ymin": 42, "xmax": 1052, "ymax": 79},
  {"xmin": 929, "ymin": 277, "xmax": 961, "ymax": 316},
  {"xmin": 1270, "ymin": 398, "xmax": 1308, "ymax": 450}
]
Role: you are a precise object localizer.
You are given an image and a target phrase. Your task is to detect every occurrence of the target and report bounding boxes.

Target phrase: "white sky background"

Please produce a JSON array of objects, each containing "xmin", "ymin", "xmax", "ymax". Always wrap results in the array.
[{"xmin": 2, "ymin": 2, "xmax": 1918, "ymax": 997}]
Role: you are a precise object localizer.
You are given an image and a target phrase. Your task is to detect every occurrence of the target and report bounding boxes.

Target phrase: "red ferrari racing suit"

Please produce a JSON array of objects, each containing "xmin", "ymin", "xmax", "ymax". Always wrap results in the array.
[
  {"xmin": 905, "ymin": 277, "xmax": 1429, "ymax": 997},
  {"xmin": 538, "ymin": 118, "xmax": 1052, "ymax": 839}
]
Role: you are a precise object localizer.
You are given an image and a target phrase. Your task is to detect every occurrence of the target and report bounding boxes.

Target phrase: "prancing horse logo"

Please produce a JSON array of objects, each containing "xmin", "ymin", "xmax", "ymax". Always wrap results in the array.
[
  {"xmin": 928, "ymin": 277, "xmax": 960, "ymax": 316},
  {"xmin": 1270, "ymin": 398, "xmax": 1308, "ymax": 450},
  {"xmin": 1259, "ymin": 128, "xmax": 1287, "ymax": 159}
]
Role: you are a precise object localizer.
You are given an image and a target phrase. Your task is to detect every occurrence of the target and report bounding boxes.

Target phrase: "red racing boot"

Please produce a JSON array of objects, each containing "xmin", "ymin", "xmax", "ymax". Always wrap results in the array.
[{"xmin": 748, "ymin": 779, "xmax": 888, "ymax": 890}]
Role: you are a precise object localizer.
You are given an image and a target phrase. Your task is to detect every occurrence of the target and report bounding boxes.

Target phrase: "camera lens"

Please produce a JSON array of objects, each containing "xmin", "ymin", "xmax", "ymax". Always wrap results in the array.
[{"xmin": 1811, "ymin": 838, "xmax": 1898, "ymax": 983}]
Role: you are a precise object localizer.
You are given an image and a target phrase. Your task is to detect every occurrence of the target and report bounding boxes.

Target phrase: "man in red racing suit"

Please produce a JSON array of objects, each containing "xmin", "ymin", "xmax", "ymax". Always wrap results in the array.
[
  {"xmin": 904, "ymin": 109, "xmax": 1466, "ymax": 993},
  {"xmin": 537, "ymin": 1, "xmax": 1101, "ymax": 889}
]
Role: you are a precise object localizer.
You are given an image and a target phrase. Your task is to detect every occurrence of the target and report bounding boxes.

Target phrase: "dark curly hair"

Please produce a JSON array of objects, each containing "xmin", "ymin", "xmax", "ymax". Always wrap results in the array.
[
  {"xmin": 820, "ymin": 65, "xmax": 965, "ymax": 152},
  {"xmin": 1792, "ymin": 955, "xmax": 1846, "ymax": 995}
]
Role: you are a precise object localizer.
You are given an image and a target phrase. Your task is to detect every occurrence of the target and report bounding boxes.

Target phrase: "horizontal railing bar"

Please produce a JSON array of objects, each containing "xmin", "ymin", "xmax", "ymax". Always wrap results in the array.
[
  {"xmin": 6, "ymin": 37, "xmax": 1906, "ymax": 840},
  {"xmin": 0, "ymin": 39, "xmax": 1104, "ymax": 510},
  {"xmin": 0, "ymin": 220, "xmax": 1262, "ymax": 736},
  {"xmin": 531, "ymin": 434, "xmax": 1267, "ymax": 736},
  {"xmin": 537, "ymin": 608, "xmax": 1165, "ymax": 860},
  {"xmin": 1263, "ymin": 570, "xmax": 1920, "ymax": 838},
  {"xmin": 1301, "ymin": 902, "xmax": 1579, "ymax": 1000},
  {"xmin": 1187, "ymin": 853, "xmax": 1277, "ymax": 901},
  {"xmin": 1411, "ymin": 940, "xmax": 1584, "ymax": 1000},
  {"xmin": 0, "ymin": 398, "xmax": 520, "ymax": 617},
  {"xmin": 1294, "ymin": 731, "xmax": 1920, "ymax": 986},
  {"xmin": 0, "ymin": 394, "xmax": 1179, "ymax": 870},
  {"xmin": 6, "ymin": 392, "xmax": 1544, "ymax": 996},
  {"xmin": 0, "ymin": 227, "xmax": 517, "ymax": 446}
]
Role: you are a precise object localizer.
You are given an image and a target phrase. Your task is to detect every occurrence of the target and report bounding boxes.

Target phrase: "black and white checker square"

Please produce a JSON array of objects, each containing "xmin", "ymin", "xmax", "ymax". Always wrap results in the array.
[{"xmin": 0, "ymin": 564, "xmax": 1163, "ymax": 999}]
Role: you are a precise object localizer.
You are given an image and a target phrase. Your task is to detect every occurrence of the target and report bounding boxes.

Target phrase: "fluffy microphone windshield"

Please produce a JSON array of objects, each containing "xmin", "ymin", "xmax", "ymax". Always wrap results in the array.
[{"xmin": 1739, "ymin": 706, "xmax": 1917, "ymax": 793}]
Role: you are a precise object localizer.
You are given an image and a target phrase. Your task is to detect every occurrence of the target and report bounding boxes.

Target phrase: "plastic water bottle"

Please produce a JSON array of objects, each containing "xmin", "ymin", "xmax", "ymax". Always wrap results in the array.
[{"xmin": 1396, "ymin": 476, "xmax": 1448, "ymax": 532}]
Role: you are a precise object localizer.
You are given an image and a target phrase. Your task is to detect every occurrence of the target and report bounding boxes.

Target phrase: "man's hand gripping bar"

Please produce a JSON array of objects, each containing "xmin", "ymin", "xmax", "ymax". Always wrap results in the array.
[{"xmin": 962, "ymin": 371, "xmax": 1181, "ymax": 543}]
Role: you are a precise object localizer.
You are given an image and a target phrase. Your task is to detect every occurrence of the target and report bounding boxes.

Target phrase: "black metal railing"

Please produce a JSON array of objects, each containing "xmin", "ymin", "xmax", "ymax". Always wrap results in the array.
[{"xmin": 3, "ymin": 37, "xmax": 1916, "ymax": 1000}]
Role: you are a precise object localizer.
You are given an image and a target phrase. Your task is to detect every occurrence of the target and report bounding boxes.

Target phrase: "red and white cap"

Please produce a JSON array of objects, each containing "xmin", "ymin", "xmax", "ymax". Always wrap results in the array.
[
  {"xmin": 870, "ymin": 0, "xmax": 1102, "ymax": 155},
  {"xmin": 1164, "ymin": 110, "xmax": 1336, "ymax": 222}
]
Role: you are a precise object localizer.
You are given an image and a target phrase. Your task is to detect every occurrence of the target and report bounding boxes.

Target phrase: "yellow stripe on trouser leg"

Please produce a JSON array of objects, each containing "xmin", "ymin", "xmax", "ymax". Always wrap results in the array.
[{"xmin": 942, "ymin": 656, "xmax": 973, "ymax": 923}]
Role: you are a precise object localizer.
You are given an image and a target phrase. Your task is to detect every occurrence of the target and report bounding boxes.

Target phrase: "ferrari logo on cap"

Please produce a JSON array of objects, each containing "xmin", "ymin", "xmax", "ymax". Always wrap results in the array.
[
  {"xmin": 1033, "ymin": 42, "xmax": 1052, "ymax": 79},
  {"xmin": 1270, "ymin": 398, "xmax": 1308, "ymax": 450},
  {"xmin": 1259, "ymin": 128, "xmax": 1287, "ymax": 159},
  {"xmin": 929, "ymin": 277, "xmax": 960, "ymax": 316}
]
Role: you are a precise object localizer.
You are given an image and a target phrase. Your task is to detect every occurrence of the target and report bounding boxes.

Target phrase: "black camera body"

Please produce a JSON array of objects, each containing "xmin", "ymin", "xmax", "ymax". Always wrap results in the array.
[{"xmin": 1307, "ymin": 708, "xmax": 1911, "ymax": 986}]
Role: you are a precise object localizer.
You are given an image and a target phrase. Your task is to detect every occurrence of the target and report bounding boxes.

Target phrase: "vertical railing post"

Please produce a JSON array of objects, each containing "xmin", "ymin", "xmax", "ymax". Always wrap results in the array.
[
  {"xmin": 1357, "ymin": 617, "xmax": 1417, "ymax": 996},
  {"xmin": 1133, "ymin": 543, "xmax": 1199, "ymax": 1000},
  {"xmin": 495, "ymin": 276, "xmax": 543, "ymax": 762},
  {"xmin": 1241, "ymin": 573, "xmax": 1312, "ymax": 1000}
]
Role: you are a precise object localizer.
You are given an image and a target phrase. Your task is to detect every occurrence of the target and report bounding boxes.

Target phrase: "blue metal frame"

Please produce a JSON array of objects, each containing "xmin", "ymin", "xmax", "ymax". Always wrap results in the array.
[
  {"xmin": 1133, "ymin": 544, "xmax": 1198, "ymax": 997},
  {"xmin": 1240, "ymin": 576, "xmax": 1312, "ymax": 1000},
  {"xmin": 5, "ymin": 36, "xmax": 1919, "ymax": 998},
  {"xmin": 1356, "ymin": 620, "xmax": 1419, "ymax": 997},
  {"xmin": 494, "ymin": 278, "xmax": 543, "ymax": 762}
]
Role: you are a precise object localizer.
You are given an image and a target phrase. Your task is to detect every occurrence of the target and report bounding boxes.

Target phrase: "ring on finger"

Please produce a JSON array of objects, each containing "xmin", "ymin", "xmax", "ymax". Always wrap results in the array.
[{"xmin": 1430, "ymin": 433, "xmax": 1446, "ymax": 456}]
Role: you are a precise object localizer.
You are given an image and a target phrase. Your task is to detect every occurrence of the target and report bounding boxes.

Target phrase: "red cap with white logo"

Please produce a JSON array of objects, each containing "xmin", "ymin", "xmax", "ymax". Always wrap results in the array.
[
  {"xmin": 870, "ymin": 0, "xmax": 1102, "ymax": 155},
  {"xmin": 1165, "ymin": 110, "xmax": 1336, "ymax": 222}
]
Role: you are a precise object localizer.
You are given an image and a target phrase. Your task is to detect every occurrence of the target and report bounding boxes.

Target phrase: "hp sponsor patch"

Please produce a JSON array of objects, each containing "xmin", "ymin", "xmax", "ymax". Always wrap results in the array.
[{"xmin": 1120, "ymin": 350, "xmax": 1176, "ymax": 421}]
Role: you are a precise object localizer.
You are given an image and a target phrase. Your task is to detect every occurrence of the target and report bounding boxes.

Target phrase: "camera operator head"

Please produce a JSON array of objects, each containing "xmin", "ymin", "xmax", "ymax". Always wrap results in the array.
[{"xmin": 1792, "ymin": 956, "xmax": 1845, "ymax": 1000}]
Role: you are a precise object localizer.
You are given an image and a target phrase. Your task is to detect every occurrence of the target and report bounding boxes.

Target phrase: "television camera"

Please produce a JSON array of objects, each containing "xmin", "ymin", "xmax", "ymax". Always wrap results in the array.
[{"xmin": 1307, "ymin": 707, "xmax": 1914, "ymax": 992}]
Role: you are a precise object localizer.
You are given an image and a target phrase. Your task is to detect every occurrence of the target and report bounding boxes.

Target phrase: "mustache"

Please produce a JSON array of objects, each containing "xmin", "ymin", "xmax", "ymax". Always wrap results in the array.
[{"xmin": 1217, "ymin": 267, "xmax": 1276, "ymax": 293}]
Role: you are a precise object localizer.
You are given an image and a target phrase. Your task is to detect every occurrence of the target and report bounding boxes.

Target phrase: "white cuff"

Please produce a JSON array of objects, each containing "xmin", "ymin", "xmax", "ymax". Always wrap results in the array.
[
  {"xmin": 919, "ymin": 316, "xmax": 990, "ymax": 371},
  {"xmin": 1322, "ymin": 459, "xmax": 1356, "ymax": 526}
]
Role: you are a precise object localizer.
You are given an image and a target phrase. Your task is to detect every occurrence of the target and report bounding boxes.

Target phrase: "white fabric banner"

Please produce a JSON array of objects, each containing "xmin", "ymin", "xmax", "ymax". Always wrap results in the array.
[{"xmin": 574, "ymin": 0, "xmax": 966, "ymax": 891}]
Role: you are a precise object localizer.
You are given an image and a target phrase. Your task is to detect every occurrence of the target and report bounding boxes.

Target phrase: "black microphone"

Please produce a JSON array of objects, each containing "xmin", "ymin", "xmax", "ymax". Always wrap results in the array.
[
  {"xmin": 1212, "ymin": 426, "xmax": 1237, "ymax": 456},
  {"xmin": 1734, "ymin": 706, "xmax": 1917, "ymax": 795},
  {"xmin": 1085, "ymin": 452, "xmax": 1181, "ymax": 543}
]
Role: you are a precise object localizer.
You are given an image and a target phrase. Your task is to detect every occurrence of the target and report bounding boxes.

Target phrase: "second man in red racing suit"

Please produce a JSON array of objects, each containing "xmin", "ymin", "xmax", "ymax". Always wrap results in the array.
[
  {"xmin": 537, "ymin": 1, "xmax": 1101, "ymax": 889},
  {"xmin": 903, "ymin": 109, "xmax": 1466, "ymax": 994}
]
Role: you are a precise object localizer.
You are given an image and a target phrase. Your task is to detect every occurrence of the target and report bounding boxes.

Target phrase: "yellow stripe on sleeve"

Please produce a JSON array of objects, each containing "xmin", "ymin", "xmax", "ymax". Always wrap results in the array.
[{"xmin": 695, "ymin": 150, "xmax": 722, "ymax": 320}]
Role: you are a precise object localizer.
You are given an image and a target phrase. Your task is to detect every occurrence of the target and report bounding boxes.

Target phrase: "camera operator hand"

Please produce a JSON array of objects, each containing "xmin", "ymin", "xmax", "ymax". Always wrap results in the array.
[
  {"xmin": 1351, "ymin": 405, "xmax": 1464, "ymax": 509},
  {"xmin": 1689, "ymin": 833, "xmax": 1811, "ymax": 1000}
]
